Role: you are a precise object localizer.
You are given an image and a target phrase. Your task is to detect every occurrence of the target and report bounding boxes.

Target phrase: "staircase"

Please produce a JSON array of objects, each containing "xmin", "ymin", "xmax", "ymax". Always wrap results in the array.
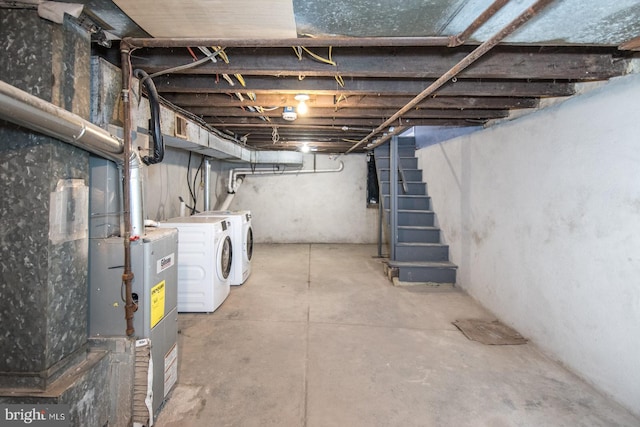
[{"xmin": 374, "ymin": 137, "xmax": 457, "ymax": 284}]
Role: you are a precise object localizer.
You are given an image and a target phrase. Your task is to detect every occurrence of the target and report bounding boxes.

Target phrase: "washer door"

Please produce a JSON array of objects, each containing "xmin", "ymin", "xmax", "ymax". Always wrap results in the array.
[
  {"xmin": 220, "ymin": 235, "xmax": 232, "ymax": 280},
  {"xmin": 245, "ymin": 226, "xmax": 253, "ymax": 261}
]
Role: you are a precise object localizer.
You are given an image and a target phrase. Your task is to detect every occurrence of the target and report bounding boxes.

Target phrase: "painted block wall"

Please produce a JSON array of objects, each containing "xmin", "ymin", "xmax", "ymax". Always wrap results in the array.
[
  {"xmin": 415, "ymin": 73, "xmax": 640, "ymax": 416},
  {"xmin": 227, "ymin": 154, "xmax": 378, "ymax": 243},
  {"xmin": 144, "ymin": 146, "xmax": 222, "ymax": 221}
]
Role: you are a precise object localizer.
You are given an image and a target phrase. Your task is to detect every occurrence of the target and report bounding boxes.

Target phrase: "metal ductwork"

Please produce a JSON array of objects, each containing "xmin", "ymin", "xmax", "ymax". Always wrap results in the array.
[
  {"xmin": 0, "ymin": 79, "xmax": 144, "ymax": 239},
  {"xmin": 0, "ymin": 80, "xmax": 124, "ymax": 161}
]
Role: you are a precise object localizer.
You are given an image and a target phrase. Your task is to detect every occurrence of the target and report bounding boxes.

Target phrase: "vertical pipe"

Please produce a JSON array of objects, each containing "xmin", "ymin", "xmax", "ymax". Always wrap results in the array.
[
  {"xmin": 129, "ymin": 153, "xmax": 144, "ymax": 237},
  {"xmin": 204, "ymin": 158, "xmax": 211, "ymax": 211},
  {"xmin": 121, "ymin": 46, "xmax": 136, "ymax": 337},
  {"xmin": 390, "ymin": 136, "xmax": 398, "ymax": 261}
]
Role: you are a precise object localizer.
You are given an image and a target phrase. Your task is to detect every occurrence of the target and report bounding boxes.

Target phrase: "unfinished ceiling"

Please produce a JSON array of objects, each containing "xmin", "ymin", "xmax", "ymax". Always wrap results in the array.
[{"xmin": 82, "ymin": 0, "xmax": 640, "ymax": 152}]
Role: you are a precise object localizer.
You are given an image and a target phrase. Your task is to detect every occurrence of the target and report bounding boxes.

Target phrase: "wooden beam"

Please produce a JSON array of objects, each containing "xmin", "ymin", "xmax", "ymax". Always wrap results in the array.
[
  {"xmin": 153, "ymin": 75, "xmax": 575, "ymax": 97},
  {"xmin": 189, "ymin": 107, "xmax": 509, "ymax": 119},
  {"xmin": 619, "ymin": 35, "xmax": 640, "ymax": 51},
  {"xmin": 162, "ymin": 93, "xmax": 538, "ymax": 109},
  {"xmin": 133, "ymin": 46, "xmax": 626, "ymax": 80},
  {"xmin": 204, "ymin": 117, "xmax": 483, "ymax": 127},
  {"xmin": 203, "ymin": 116, "xmax": 486, "ymax": 127}
]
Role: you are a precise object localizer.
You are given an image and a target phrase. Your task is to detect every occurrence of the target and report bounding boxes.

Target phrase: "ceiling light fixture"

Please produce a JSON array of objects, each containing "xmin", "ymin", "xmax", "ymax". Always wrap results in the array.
[
  {"xmin": 300, "ymin": 144, "xmax": 311, "ymax": 153},
  {"xmin": 294, "ymin": 94, "xmax": 310, "ymax": 115}
]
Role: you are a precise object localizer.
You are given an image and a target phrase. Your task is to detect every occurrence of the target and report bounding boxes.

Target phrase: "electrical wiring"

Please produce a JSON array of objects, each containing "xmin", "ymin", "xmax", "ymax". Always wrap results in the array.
[
  {"xmin": 187, "ymin": 47, "xmax": 199, "ymax": 61},
  {"xmin": 234, "ymin": 74, "xmax": 246, "ymax": 87},
  {"xmin": 191, "ymin": 156, "xmax": 204, "ymax": 214},
  {"xmin": 148, "ymin": 46, "xmax": 227, "ymax": 79},
  {"xmin": 197, "ymin": 46, "xmax": 218, "ymax": 63},
  {"xmin": 300, "ymin": 46, "xmax": 337, "ymax": 66},
  {"xmin": 149, "ymin": 54, "xmax": 210, "ymax": 79}
]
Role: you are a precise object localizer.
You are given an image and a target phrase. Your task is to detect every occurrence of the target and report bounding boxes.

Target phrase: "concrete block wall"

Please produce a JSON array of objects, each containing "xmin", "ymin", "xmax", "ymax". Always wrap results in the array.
[{"xmin": 415, "ymin": 73, "xmax": 640, "ymax": 416}]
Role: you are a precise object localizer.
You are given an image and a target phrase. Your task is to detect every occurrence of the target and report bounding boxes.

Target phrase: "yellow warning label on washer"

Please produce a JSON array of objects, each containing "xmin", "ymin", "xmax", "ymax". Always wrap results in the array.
[{"xmin": 151, "ymin": 280, "xmax": 166, "ymax": 328}]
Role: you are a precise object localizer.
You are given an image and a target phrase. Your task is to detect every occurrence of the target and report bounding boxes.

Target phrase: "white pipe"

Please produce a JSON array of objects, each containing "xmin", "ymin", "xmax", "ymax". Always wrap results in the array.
[
  {"xmin": 0, "ymin": 80, "xmax": 123, "ymax": 162},
  {"xmin": 227, "ymin": 161, "xmax": 344, "ymax": 193},
  {"xmin": 129, "ymin": 153, "xmax": 145, "ymax": 238},
  {"xmin": 219, "ymin": 176, "xmax": 243, "ymax": 211}
]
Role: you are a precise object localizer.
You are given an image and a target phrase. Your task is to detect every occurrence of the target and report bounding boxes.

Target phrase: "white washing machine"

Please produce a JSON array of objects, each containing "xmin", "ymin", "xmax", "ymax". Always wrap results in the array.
[
  {"xmin": 160, "ymin": 216, "xmax": 232, "ymax": 312},
  {"xmin": 196, "ymin": 210, "xmax": 252, "ymax": 285}
]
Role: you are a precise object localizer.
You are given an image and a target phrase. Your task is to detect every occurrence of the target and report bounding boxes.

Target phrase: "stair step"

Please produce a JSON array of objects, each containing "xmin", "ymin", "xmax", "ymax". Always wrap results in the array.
[
  {"xmin": 374, "ymin": 157, "xmax": 418, "ymax": 169},
  {"xmin": 377, "ymin": 168, "xmax": 423, "ymax": 182},
  {"xmin": 380, "ymin": 181, "xmax": 426, "ymax": 195},
  {"xmin": 383, "ymin": 195, "xmax": 430, "ymax": 210},
  {"xmin": 388, "ymin": 261, "xmax": 457, "ymax": 283},
  {"xmin": 395, "ymin": 242, "xmax": 449, "ymax": 261},
  {"xmin": 385, "ymin": 209, "xmax": 435, "ymax": 226},
  {"xmin": 397, "ymin": 226, "xmax": 440, "ymax": 243}
]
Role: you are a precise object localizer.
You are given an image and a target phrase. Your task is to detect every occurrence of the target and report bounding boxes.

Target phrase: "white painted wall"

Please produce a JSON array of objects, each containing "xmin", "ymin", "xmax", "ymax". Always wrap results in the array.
[
  {"xmin": 227, "ymin": 154, "xmax": 378, "ymax": 243},
  {"xmin": 144, "ymin": 147, "xmax": 226, "ymax": 221},
  {"xmin": 416, "ymin": 73, "xmax": 640, "ymax": 416}
]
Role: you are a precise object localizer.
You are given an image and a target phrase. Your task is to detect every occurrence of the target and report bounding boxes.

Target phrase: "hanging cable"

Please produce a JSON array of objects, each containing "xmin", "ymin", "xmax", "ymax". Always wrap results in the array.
[{"xmin": 133, "ymin": 69, "xmax": 164, "ymax": 165}]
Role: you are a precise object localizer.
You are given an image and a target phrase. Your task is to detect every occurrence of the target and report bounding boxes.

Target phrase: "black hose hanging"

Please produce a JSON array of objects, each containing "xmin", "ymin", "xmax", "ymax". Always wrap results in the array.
[{"xmin": 133, "ymin": 69, "xmax": 164, "ymax": 165}]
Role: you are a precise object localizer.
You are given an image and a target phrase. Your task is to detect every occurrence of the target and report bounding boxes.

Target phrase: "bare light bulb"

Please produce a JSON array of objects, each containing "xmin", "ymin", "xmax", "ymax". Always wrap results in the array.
[{"xmin": 297, "ymin": 100, "xmax": 308, "ymax": 115}]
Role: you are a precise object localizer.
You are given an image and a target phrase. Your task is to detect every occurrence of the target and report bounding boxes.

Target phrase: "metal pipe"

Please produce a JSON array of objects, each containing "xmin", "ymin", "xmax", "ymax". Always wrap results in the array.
[
  {"xmin": 129, "ymin": 153, "xmax": 145, "ymax": 238},
  {"xmin": 347, "ymin": 0, "xmax": 555, "ymax": 154},
  {"xmin": 449, "ymin": 0, "xmax": 511, "ymax": 47},
  {"xmin": 121, "ymin": 47, "xmax": 136, "ymax": 337},
  {"xmin": 0, "ymin": 80, "xmax": 123, "ymax": 161},
  {"xmin": 227, "ymin": 161, "xmax": 345, "ymax": 193},
  {"xmin": 203, "ymin": 158, "xmax": 212, "ymax": 211},
  {"xmin": 123, "ymin": 36, "xmax": 456, "ymax": 49}
]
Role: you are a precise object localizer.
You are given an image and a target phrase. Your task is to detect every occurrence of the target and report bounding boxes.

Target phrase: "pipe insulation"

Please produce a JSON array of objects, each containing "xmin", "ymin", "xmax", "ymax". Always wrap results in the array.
[{"xmin": 0, "ymin": 80, "xmax": 124, "ymax": 161}]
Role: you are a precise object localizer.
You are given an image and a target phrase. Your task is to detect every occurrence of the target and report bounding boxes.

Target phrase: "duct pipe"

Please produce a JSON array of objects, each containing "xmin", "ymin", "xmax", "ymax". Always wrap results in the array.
[
  {"xmin": 0, "ymin": 80, "xmax": 123, "ymax": 161},
  {"xmin": 347, "ymin": 0, "xmax": 555, "ymax": 154},
  {"xmin": 226, "ymin": 161, "xmax": 345, "ymax": 194},
  {"xmin": 219, "ymin": 176, "xmax": 243, "ymax": 211},
  {"xmin": 121, "ymin": 46, "xmax": 136, "ymax": 337},
  {"xmin": 203, "ymin": 158, "xmax": 211, "ymax": 211}
]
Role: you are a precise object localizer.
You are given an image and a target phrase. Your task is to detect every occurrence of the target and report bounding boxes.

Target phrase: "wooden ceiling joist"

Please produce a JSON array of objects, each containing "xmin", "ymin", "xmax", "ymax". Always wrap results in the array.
[
  {"xmin": 153, "ymin": 75, "xmax": 575, "ymax": 97},
  {"xmin": 162, "ymin": 93, "xmax": 539, "ymax": 110},
  {"xmin": 133, "ymin": 47, "xmax": 627, "ymax": 80}
]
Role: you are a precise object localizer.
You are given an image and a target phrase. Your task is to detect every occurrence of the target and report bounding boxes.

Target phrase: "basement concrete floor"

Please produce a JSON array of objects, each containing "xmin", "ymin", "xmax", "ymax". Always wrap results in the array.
[{"xmin": 155, "ymin": 244, "xmax": 639, "ymax": 427}]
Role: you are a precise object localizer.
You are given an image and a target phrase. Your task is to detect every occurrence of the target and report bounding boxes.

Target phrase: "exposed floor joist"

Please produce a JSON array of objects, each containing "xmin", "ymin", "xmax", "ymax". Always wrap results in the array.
[{"xmin": 128, "ymin": 43, "xmax": 632, "ymax": 153}]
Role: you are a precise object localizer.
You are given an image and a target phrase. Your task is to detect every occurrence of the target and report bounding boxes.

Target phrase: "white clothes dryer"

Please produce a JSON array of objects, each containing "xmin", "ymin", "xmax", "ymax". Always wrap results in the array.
[
  {"xmin": 160, "ymin": 216, "xmax": 232, "ymax": 312},
  {"xmin": 196, "ymin": 210, "xmax": 252, "ymax": 285}
]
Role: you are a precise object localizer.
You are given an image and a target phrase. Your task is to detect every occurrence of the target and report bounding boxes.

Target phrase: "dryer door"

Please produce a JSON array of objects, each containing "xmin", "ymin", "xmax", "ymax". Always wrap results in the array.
[
  {"xmin": 219, "ymin": 235, "xmax": 233, "ymax": 280},
  {"xmin": 245, "ymin": 226, "xmax": 253, "ymax": 261}
]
